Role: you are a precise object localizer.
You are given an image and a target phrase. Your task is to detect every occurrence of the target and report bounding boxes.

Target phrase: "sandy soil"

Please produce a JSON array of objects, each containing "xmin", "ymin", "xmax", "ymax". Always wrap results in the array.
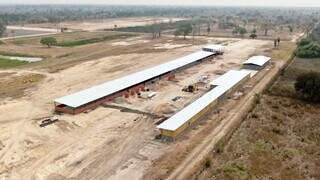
[
  {"xmin": 26, "ymin": 17, "xmax": 185, "ymax": 31},
  {"xmin": 0, "ymin": 37, "xmax": 269, "ymax": 180},
  {"xmin": 6, "ymin": 26, "xmax": 60, "ymax": 33}
]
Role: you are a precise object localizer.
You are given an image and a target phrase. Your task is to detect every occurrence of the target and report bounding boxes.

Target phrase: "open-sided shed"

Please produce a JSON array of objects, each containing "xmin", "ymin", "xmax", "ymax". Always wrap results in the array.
[
  {"xmin": 242, "ymin": 55, "xmax": 271, "ymax": 70},
  {"xmin": 54, "ymin": 51, "xmax": 215, "ymax": 114},
  {"xmin": 157, "ymin": 70, "xmax": 251, "ymax": 139},
  {"xmin": 202, "ymin": 44, "xmax": 225, "ymax": 55}
]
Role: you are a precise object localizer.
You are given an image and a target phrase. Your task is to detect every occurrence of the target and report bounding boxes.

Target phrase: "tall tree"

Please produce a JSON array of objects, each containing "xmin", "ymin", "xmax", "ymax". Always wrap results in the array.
[
  {"xmin": 232, "ymin": 26, "xmax": 247, "ymax": 37},
  {"xmin": 238, "ymin": 27, "xmax": 247, "ymax": 37},
  {"xmin": 176, "ymin": 22, "xmax": 192, "ymax": 40},
  {"xmin": 304, "ymin": 23, "xmax": 314, "ymax": 37},
  {"xmin": 206, "ymin": 22, "xmax": 211, "ymax": 35},
  {"xmin": 288, "ymin": 25, "xmax": 294, "ymax": 34},
  {"xmin": 250, "ymin": 29, "xmax": 257, "ymax": 39},
  {"xmin": 40, "ymin": 37, "xmax": 57, "ymax": 48},
  {"xmin": 158, "ymin": 23, "xmax": 163, "ymax": 38},
  {"xmin": 260, "ymin": 21, "xmax": 272, "ymax": 36},
  {"xmin": 0, "ymin": 19, "xmax": 6, "ymax": 37}
]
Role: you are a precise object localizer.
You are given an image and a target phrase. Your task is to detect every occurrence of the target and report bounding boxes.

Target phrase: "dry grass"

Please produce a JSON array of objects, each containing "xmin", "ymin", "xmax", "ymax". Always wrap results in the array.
[
  {"xmin": 269, "ymin": 57, "xmax": 320, "ymax": 97},
  {"xmin": 193, "ymin": 43, "xmax": 320, "ymax": 180},
  {"xmin": 0, "ymin": 73, "xmax": 45, "ymax": 99},
  {"xmin": 270, "ymin": 41, "xmax": 296, "ymax": 60},
  {"xmin": 194, "ymin": 95, "xmax": 320, "ymax": 180}
]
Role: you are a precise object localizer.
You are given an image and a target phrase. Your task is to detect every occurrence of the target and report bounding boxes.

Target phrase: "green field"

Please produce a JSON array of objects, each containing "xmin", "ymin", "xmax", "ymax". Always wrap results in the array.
[
  {"xmin": 115, "ymin": 20, "xmax": 192, "ymax": 33},
  {"xmin": 0, "ymin": 51, "xmax": 41, "ymax": 58},
  {"xmin": 0, "ymin": 57, "xmax": 28, "ymax": 68},
  {"xmin": 56, "ymin": 33, "xmax": 137, "ymax": 47}
]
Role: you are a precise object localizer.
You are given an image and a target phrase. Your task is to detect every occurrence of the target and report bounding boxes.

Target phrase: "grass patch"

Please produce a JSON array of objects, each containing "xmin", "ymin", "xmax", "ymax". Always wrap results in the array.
[
  {"xmin": 222, "ymin": 163, "xmax": 249, "ymax": 178},
  {"xmin": 56, "ymin": 33, "xmax": 137, "ymax": 47},
  {"xmin": 116, "ymin": 20, "xmax": 191, "ymax": 33},
  {"xmin": 0, "ymin": 57, "xmax": 28, "ymax": 68},
  {"xmin": 269, "ymin": 57, "xmax": 320, "ymax": 97},
  {"xmin": 253, "ymin": 139, "xmax": 273, "ymax": 151},
  {"xmin": 0, "ymin": 51, "xmax": 42, "ymax": 58},
  {"xmin": 271, "ymin": 42, "xmax": 296, "ymax": 60},
  {"xmin": 0, "ymin": 73, "xmax": 45, "ymax": 99}
]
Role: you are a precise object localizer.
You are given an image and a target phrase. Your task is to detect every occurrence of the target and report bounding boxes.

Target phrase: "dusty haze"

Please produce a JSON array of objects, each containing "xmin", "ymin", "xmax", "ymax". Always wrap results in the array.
[{"xmin": 1, "ymin": 0, "xmax": 320, "ymax": 7}]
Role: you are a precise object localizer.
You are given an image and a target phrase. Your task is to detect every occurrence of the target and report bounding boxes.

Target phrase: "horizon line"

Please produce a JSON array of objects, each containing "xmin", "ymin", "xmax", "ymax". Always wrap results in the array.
[{"xmin": 0, "ymin": 4, "xmax": 320, "ymax": 8}]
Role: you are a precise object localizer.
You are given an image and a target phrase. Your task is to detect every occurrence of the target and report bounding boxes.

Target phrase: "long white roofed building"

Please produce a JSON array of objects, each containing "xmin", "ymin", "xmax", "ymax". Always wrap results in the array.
[
  {"xmin": 157, "ymin": 70, "xmax": 251, "ymax": 139},
  {"xmin": 54, "ymin": 51, "xmax": 215, "ymax": 114}
]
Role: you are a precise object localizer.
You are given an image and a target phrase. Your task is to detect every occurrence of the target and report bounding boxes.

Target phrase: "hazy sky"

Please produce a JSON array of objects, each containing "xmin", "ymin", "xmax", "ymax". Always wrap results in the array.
[{"xmin": 1, "ymin": 0, "xmax": 320, "ymax": 7}]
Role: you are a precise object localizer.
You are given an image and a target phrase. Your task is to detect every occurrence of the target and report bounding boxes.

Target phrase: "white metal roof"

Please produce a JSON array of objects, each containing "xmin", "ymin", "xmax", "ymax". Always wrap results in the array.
[
  {"xmin": 243, "ymin": 55, "xmax": 271, "ymax": 67},
  {"xmin": 157, "ymin": 70, "xmax": 251, "ymax": 131},
  {"xmin": 202, "ymin": 44, "xmax": 225, "ymax": 52},
  {"xmin": 210, "ymin": 69, "xmax": 250, "ymax": 86},
  {"xmin": 54, "ymin": 51, "xmax": 214, "ymax": 108}
]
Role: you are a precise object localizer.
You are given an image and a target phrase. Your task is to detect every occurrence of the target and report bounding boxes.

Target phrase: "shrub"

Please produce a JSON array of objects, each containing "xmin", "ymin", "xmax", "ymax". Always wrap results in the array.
[
  {"xmin": 223, "ymin": 163, "xmax": 248, "ymax": 177},
  {"xmin": 215, "ymin": 140, "xmax": 225, "ymax": 154},
  {"xmin": 298, "ymin": 38, "xmax": 311, "ymax": 46},
  {"xmin": 204, "ymin": 157, "xmax": 211, "ymax": 168},
  {"xmin": 250, "ymin": 33, "xmax": 257, "ymax": 39},
  {"xmin": 40, "ymin": 37, "xmax": 57, "ymax": 48},
  {"xmin": 232, "ymin": 26, "xmax": 247, "ymax": 37},
  {"xmin": 296, "ymin": 43, "xmax": 320, "ymax": 58},
  {"xmin": 294, "ymin": 72, "xmax": 320, "ymax": 102},
  {"xmin": 296, "ymin": 38, "xmax": 320, "ymax": 58}
]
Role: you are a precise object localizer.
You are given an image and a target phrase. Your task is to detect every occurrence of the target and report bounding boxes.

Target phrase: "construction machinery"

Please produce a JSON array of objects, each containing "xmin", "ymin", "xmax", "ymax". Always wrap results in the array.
[
  {"xmin": 138, "ymin": 91, "xmax": 157, "ymax": 99},
  {"xmin": 39, "ymin": 116, "xmax": 58, "ymax": 127},
  {"xmin": 182, "ymin": 83, "xmax": 198, "ymax": 93}
]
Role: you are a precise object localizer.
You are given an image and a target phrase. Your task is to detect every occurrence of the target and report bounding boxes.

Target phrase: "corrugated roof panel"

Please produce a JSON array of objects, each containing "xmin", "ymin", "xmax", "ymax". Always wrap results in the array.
[
  {"xmin": 54, "ymin": 51, "xmax": 214, "ymax": 108},
  {"xmin": 210, "ymin": 70, "xmax": 250, "ymax": 86},
  {"xmin": 243, "ymin": 55, "xmax": 271, "ymax": 66},
  {"xmin": 202, "ymin": 44, "xmax": 225, "ymax": 52},
  {"xmin": 157, "ymin": 70, "xmax": 251, "ymax": 131}
]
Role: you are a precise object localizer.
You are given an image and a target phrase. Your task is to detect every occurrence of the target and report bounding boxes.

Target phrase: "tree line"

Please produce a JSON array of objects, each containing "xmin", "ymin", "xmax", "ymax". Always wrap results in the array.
[
  {"xmin": 0, "ymin": 19, "xmax": 6, "ymax": 37},
  {"xmin": 296, "ymin": 24, "xmax": 320, "ymax": 58},
  {"xmin": 0, "ymin": 5, "xmax": 319, "ymax": 26}
]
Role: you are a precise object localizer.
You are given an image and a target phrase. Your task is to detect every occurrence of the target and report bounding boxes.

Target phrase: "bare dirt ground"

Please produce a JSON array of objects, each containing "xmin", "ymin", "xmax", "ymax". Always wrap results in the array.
[
  {"xmin": 25, "ymin": 17, "xmax": 185, "ymax": 31},
  {"xmin": 6, "ymin": 26, "xmax": 60, "ymax": 33},
  {"xmin": 0, "ymin": 33, "xmax": 210, "ymax": 73},
  {"xmin": 0, "ymin": 26, "xmax": 61, "ymax": 40},
  {"xmin": 0, "ymin": 34, "xmax": 270, "ymax": 180}
]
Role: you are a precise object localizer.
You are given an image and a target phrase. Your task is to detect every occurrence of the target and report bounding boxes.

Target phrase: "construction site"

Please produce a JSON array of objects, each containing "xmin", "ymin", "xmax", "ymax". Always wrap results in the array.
[{"xmin": 0, "ymin": 15, "xmax": 301, "ymax": 180}]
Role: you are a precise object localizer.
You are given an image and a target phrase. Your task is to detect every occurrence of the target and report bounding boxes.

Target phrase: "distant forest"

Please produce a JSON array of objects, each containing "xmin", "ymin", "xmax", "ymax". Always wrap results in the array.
[{"xmin": 0, "ymin": 5, "xmax": 319, "ymax": 24}]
